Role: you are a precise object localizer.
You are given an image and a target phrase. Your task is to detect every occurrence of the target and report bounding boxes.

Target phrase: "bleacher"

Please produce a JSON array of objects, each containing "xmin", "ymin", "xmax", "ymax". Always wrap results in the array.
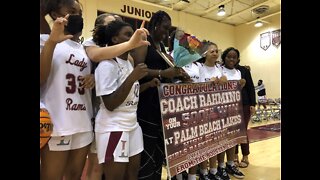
[{"xmin": 251, "ymin": 98, "xmax": 281, "ymax": 123}]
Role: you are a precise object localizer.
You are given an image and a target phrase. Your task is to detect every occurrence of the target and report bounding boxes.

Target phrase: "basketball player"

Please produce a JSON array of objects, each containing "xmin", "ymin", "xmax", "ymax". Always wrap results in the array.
[
  {"xmin": 83, "ymin": 13, "xmax": 123, "ymax": 180},
  {"xmin": 83, "ymin": 13, "xmax": 151, "ymax": 180},
  {"xmin": 40, "ymin": 1, "xmax": 94, "ymax": 179},
  {"xmin": 93, "ymin": 20, "xmax": 149, "ymax": 180}
]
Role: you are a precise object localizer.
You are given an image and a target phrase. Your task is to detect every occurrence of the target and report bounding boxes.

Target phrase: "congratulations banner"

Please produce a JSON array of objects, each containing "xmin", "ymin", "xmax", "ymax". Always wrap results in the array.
[{"xmin": 158, "ymin": 81, "xmax": 247, "ymax": 177}]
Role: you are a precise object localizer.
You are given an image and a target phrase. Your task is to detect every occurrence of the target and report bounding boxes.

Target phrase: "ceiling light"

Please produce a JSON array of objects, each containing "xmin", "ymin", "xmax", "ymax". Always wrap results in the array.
[
  {"xmin": 254, "ymin": 17, "xmax": 263, "ymax": 27},
  {"xmin": 217, "ymin": 5, "xmax": 226, "ymax": 16},
  {"xmin": 254, "ymin": 20, "xmax": 263, "ymax": 27}
]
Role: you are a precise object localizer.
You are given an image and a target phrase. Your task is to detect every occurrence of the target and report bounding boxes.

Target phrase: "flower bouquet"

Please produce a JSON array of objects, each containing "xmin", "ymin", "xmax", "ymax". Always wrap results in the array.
[{"xmin": 173, "ymin": 32, "xmax": 204, "ymax": 67}]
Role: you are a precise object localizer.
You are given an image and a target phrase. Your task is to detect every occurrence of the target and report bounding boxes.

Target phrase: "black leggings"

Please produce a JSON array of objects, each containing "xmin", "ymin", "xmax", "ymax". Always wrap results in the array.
[
  {"xmin": 138, "ymin": 118, "xmax": 165, "ymax": 180},
  {"xmin": 235, "ymin": 105, "xmax": 251, "ymax": 156}
]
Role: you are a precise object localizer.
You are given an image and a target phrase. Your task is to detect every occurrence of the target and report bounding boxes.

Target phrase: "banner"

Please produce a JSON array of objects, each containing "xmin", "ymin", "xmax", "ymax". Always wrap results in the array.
[
  {"xmin": 272, "ymin": 29, "xmax": 281, "ymax": 48},
  {"xmin": 260, "ymin": 31, "xmax": 271, "ymax": 51},
  {"xmin": 158, "ymin": 81, "xmax": 247, "ymax": 177}
]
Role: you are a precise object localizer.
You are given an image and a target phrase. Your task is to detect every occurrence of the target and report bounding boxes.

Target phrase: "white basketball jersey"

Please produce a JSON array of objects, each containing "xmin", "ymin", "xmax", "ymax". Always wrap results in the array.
[
  {"xmin": 82, "ymin": 37, "xmax": 98, "ymax": 47},
  {"xmin": 199, "ymin": 64, "xmax": 223, "ymax": 82},
  {"xmin": 95, "ymin": 57, "xmax": 140, "ymax": 132},
  {"xmin": 40, "ymin": 101, "xmax": 46, "ymax": 109},
  {"xmin": 40, "ymin": 34, "xmax": 93, "ymax": 136}
]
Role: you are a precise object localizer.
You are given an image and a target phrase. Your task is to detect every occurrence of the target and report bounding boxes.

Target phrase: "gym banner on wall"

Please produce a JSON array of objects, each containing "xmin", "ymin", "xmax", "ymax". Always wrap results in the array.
[
  {"xmin": 260, "ymin": 29, "xmax": 281, "ymax": 50},
  {"xmin": 158, "ymin": 81, "xmax": 248, "ymax": 177}
]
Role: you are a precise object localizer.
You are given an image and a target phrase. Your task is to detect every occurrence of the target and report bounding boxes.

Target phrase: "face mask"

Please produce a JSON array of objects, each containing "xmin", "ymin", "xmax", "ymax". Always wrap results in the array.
[{"xmin": 65, "ymin": 14, "xmax": 83, "ymax": 35}]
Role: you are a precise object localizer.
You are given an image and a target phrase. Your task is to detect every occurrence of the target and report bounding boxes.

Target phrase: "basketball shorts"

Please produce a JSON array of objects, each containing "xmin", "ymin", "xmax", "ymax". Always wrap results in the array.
[
  {"xmin": 48, "ymin": 131, "xmax": 93, "ymax": 151},
  {"xmin": 96, "ymin": 126, "xmax": 143, "ymax": 164},
  {"xmin": 258, "ymin": 95, "xmax": 267, "ymax": 103}
]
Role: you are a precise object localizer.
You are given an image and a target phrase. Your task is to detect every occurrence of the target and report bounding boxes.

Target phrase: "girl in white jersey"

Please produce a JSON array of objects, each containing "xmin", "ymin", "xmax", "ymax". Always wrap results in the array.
[
  {"xmin": 217, "ymin": 47, "xmax": 246, "ymax": 179},
  {"xmin": 83, "ymin": 13, "xmax": 124, "ymax": 180},
  {"xmin": 197, "ymin": 41, "xmax": 226, "ymax": 180},
  {"xmin": 93, "ymin": 20, "xmax": 156, "ymax": 180},
  {"xmin": 40, "ymin": 1, "xmax": 95, "ymax": 179}
]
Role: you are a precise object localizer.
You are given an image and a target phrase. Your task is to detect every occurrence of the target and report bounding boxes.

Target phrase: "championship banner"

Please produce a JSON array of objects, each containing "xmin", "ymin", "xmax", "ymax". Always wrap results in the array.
[
  {"xmin": 260, "ymin": 31, "xmax": 271, "ymax": 51},
  {"xmin": 158, "ymin": 81, "xmax": 247, "ymax": 177},
  {"xmin": 272, "ymin": 29, "xmax": 281, "ymax": 48}
]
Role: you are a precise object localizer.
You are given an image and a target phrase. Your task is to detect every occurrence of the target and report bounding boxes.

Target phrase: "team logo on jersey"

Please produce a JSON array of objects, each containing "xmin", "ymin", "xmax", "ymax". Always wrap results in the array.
[
  {"xmin": 119, "ymin": 140, "xmax": 128, "ymax": 158},
  {"xmin": 260, "ymin": 32, "xmax": 271, "ymax": 51},
  {"xmin": 272, "ymin": 29, "xmax": 281, "ymax": 48}
]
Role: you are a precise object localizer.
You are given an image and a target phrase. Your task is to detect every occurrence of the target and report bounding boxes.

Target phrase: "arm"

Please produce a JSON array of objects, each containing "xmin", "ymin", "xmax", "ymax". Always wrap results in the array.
[
  {"xmin": 40, "ymin": 16, "xmax": 73, "ymax": 85},
  {"xmin": 102, "ymin": 63, "xmax": 148, "ymax": 111},
  {"xmin": 130, "ymin": 21, "xmax": 149, "ymax": 66},
  {"xmin": 243, "ymin": 68, "xmax": 256, "ymax": 115},
  {"xmin": 40, "ymin": 39, "xmax": 56, "ymax": 84},
  {"xmin": 245, "ymin": 69, "xmax": 256, "ymax": 106},
  {"xmin": 144, "ymin": 67, "xmax": 190, "ymax": 80},
  {"xmin": 86, "ymin": 28, "xmax": 150, "ymax": 62},
  {"xmin": 86, "ymin": 41, "xmax": 138, "ymax": 62}
]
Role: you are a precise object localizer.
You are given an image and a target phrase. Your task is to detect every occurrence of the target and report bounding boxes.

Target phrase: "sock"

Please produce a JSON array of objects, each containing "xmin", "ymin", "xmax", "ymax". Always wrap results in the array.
[
  {"xmin": 219, "ymin": 162, "xmax": 225, "ymax": 168},
  {"xmin": 176, "ymin": 173, "xmax": 183, "ymax": 180},
  {"xmin": 210, "ymin": 168, "xmax": 217, "ymax": 174},
  {"xmin": 227, "ymin": 160, "xmax": 235, "ymax": 166},
  {"xmin": 188, "ymin": 174, "xmax": 196, "ymax": 180},
  {"xmin": 200, "ymin": 168, "xmax": 208, "ymax": 175}
]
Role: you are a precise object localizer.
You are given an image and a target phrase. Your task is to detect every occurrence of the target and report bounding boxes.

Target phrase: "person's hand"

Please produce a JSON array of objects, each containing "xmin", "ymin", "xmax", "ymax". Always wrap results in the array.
[
  {"xmin": 250, "ymin": 106, "xmax": 256, "ymax": 116},
  {"xmin": 130, "ymin": 63, "xmax": 148, "ymax": 81},
  {"xmin": 210, "ymin": 76, "xmax": 219, "ymax": 84},
  {"xmin": 128, "ymin": 21, "xmax": 150, "ymax": 49},
  {"xmin": 162, "ymin": 67, "xmax": 189, "ymax": 79},
  {"xmin": 48, "ymin": 15, "xmax": 73, "ymax": 43},
  {"xmin": 179, "ymin": 75, "xmax": 193, "ymax": 83},
  {"xmin": 239, "ymin": 78, "xmax": 246, "ymax": 88},
  {"xmin": 217, "ymin": 75, "xmax": 228, "ymax": 85},
  {"xmin": 148, "ymin": 78, "xmax": 161, "ymax": 87},
  {"xmin": 79, "ymin": 74, "xmax": 95, "ymax": 89}
]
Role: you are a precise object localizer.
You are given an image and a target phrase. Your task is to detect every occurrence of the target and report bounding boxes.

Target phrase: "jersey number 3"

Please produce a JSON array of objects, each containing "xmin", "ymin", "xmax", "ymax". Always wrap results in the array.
[{"xmin": 65, "ymin": 73, "xmax": 85, "ymax": 95}]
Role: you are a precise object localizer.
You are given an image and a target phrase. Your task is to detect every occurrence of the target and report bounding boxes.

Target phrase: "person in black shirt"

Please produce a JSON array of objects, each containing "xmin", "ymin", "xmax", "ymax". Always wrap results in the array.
[
  {"xmin": 234, "ymin": 61, "xmax": 256, "ymax": 168},
  {"xmin": 131, "ymin": 10, "xmax": 189, "ymax": 180}
]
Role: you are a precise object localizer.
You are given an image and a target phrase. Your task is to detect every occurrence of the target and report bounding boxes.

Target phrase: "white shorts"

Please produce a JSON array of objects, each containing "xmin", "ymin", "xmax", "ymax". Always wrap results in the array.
[
  {"xmin": 96, "ymin": 126, "xmax": 143, "ymax": 164},
  {"xmin": 258, "ymin": 96, "xmax": 267, "ymax": 103},
  {"xmin": 48, "ymin": 131, "xmax": 93, "ymax": 151}
]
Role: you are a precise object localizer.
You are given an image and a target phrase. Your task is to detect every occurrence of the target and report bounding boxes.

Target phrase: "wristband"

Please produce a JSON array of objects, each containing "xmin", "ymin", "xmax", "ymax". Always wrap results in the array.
[{"xmin": 158, "ymin": 70, "xmax": 162, "ymax": 79}]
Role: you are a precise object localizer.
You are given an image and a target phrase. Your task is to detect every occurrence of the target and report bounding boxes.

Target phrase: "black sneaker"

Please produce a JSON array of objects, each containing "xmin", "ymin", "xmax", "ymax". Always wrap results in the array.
[
  {"xmin": 199, "ymin": 173, "xmax": 210, "ymax": 180},
  {"xmin": 217, "ymin": 166, "xmax": 230, "ymax": 180},
  {"xmin": 208, "ymin": 172, "xmax": 224, "ymax": 180},
  {"xmin": 181, "ymin": 171, "xmax": 188, "ymax": 180},
  {"xmin": 170, "ymin": 176, "xmax": 177, "ymax": 180},
  {"xmin": 225, "ymin": 163, "xmax": 245, "ymax": 179}
]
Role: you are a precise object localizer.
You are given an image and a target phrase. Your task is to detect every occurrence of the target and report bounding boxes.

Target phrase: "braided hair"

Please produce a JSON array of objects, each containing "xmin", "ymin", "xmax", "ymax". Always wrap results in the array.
[
  {"xmin": 148, "ymin": 10, "xmax": 171, "ymax": 32},
  {"xmin": 92, "ymin": 20, "xmax": 132, "ymax": 47}
]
